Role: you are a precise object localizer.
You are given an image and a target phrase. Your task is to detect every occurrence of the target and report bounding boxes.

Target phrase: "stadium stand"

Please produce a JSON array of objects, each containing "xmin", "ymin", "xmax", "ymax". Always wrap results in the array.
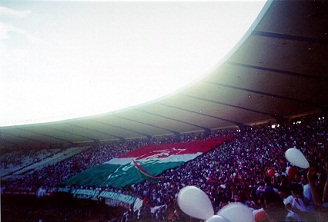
[
  {"xmin": 2, "ymin": 0, "xmax": 328, "ymax": 221},
  {"xmin": 1, "ymin": 148, "xmax": 61, "ymax": 177},
  {"xmin": 1, "ymin": 147, "xmax": 86, "ymax": 180},
  {"xmin": 1, "ymin": 112, "xmax": 328, "ymax": 221}
]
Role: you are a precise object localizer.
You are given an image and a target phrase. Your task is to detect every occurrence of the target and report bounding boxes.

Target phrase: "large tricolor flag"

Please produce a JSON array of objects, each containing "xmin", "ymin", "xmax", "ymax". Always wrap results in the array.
[{"xmin": 62, "ymin": 136, "xmax": 233, "ymax": 188}]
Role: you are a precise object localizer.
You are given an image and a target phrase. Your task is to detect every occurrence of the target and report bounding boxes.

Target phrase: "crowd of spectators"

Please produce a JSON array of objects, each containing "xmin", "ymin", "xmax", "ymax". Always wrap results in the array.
[
  {"xmin": 116, "ymin": 113, "xmax": 328, "ymax": 222},
  {"xmin": 0, "ymin": 147, "xmax": 61, "ymax": 172},
  {"xmin": 1, "ymin": 112, "xmax": 328, "ymax": 221},
  {"xmin": 1, "ymin": 128, "xmax": 229, "ymax": 193}
]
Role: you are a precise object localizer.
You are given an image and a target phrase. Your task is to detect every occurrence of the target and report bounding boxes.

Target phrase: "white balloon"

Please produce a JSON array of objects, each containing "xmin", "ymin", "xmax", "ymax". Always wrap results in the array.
[
  {"xmin": 217, "ymin": 203, "xmax": 253, "ymax": 222},
  {"xmin": 285, "ymin": 148, "xmax": 309, "ymax": 169},
  {"xmin": 177, "ymin": 186, "xmax": 214, "ymax": 220},
  {"xmin": 206, "ymin": 215, "xmax": 230, "ymax": 222}
]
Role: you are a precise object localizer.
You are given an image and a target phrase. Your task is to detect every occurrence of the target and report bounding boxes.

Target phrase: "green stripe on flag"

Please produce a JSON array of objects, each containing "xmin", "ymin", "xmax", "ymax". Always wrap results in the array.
[
  {"xmin": 62, "ymin": 161, "xmax": 183, "ymax": 188},
  {"xmin": 62, "ymin": 136, "xmax": 234, "ymax": 188}
]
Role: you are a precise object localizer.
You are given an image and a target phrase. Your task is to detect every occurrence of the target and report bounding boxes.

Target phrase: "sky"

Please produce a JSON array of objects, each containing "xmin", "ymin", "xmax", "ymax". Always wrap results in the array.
[{"xmin": 0, "ymin": 0, "xmax": 267, "ymax": 127}]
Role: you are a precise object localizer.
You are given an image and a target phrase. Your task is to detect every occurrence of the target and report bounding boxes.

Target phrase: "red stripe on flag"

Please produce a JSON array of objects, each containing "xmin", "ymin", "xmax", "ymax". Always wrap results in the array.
[
  {"xmin": 120, "ymin": 136, "xmax": 234, "ymax": 159},
  {"xmin": 133, "ymin": 160, "xmax": 162, "ymax": 179}
]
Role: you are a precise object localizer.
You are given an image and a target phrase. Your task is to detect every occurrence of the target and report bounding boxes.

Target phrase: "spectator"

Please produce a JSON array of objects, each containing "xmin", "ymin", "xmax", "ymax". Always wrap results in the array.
[{"xmin": 283, "ymin": 183, "xmax": 316, "ymax": 221}]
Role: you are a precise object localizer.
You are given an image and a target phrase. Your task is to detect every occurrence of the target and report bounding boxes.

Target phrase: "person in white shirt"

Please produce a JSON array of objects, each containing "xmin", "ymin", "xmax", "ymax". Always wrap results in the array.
[{"xmin": 283, "ymin": 183, "xmax": 316, "ymax": 221}]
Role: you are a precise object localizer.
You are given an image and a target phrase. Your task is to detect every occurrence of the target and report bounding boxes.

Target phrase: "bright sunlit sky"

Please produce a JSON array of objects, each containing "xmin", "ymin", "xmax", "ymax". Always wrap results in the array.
[{"xmin": 0, "ymin": 0, "xmax": 267, "ymax": 127}]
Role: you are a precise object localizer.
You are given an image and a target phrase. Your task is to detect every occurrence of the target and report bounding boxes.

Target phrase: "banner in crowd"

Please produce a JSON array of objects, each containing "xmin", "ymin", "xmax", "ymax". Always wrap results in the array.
[
  {"xmin": 71, "ymin": 188, "xmax": 100, "ymax": 200},
  {"xmin": 62, "ymin": 136, "xmax": 233, "ymax": 188},
  {"xmin": 58, "ymin": 187, "xmax": 139, "ymax": 209},
  {"xmin": 99, "ymin": 190, "xmax": 136, "ymax": 205}
]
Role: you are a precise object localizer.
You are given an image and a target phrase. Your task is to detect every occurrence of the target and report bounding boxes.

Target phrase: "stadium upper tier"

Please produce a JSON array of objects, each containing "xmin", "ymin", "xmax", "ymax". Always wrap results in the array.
[{"xmin": 1, "ymin": 0, "xmax": 328, "ymax": 149}]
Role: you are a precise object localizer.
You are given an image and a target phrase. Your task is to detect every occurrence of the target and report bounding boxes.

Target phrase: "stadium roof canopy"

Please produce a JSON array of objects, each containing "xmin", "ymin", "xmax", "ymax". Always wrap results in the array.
[{"xmin": 1, "ymin": 0, "xmax": 328, "ymax": 149}]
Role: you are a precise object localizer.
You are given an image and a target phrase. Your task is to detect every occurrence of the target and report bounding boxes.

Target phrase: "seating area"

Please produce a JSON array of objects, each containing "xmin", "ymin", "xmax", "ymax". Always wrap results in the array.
[
  {"xmin": 0, "ymin": 147, "xmax": 61, "ymax": 177},
  {"xmin": 1, "ymin": 112, "xmax": 328, "ymax": 221},
  {"xmin": 1, "ymin": 147, "xmax": 86, "ymax": 180}
]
